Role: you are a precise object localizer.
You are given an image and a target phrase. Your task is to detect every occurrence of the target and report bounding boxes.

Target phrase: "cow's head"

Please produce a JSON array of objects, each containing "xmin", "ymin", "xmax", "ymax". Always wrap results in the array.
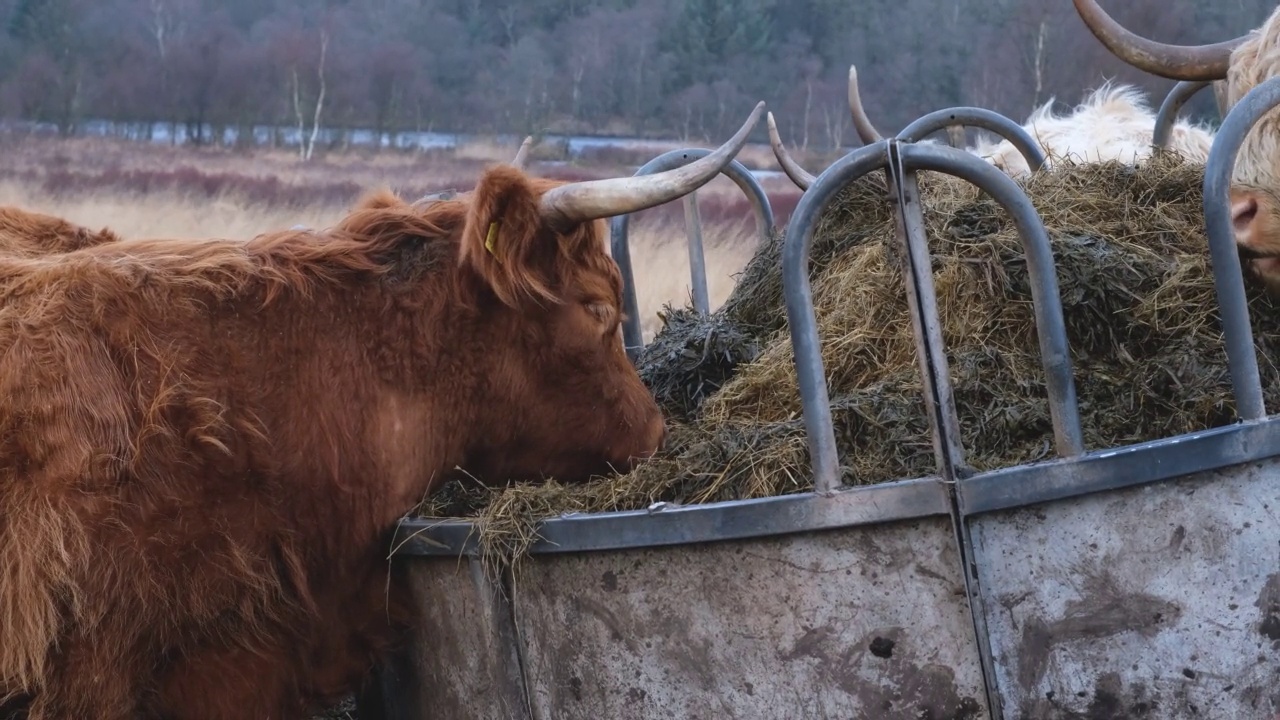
[
  {"xmin": 1223, "ymin": 11, "xmax": 1280, "ymax": 291},
  {"xmin": 384, "ymin": 103, "xmax": 765, "ymax": 485},
  {"xmin": 1071, "ymin": 0, "xmax": 1280, "ymax": 290}
]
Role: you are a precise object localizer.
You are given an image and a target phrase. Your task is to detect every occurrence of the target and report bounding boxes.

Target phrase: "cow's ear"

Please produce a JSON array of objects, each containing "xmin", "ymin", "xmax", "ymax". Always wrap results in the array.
[{"xmin": 459, "ymin": 165, "xmax": 562, "ymax": 308}]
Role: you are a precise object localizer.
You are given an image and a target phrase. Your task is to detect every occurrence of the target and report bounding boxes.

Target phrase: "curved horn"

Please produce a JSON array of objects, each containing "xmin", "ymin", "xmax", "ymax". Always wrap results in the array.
[
  {"xmin": 512, "ymin": 136, "xmax": 533, "ymax": 170},
  {"xmin": 538, "ymin": 101, "xmax": 766, "ymax": 228},
  {"xmin": 848, "ymin": 65, "xmax": 884, "ymax": 144},
  {"xmin": 1073, "ymin": 0, "xmax": 1245, "ymax": 81},
  {"xmin": 766, "ymin": 111, "xmax": 815, "ymax": 190}
]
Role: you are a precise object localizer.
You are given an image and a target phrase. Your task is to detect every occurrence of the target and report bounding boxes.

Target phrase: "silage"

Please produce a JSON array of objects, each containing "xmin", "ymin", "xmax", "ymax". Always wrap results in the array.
[{"xmin": 414, "ymin": 153, "xmax": 1280, "ymax": 567}]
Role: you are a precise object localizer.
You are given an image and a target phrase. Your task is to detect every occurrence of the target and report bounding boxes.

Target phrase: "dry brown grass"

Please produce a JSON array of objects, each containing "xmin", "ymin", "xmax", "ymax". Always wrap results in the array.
[
  {"xmin": 0, "ymin": 134, "xmax": 798, "ymax": 341},
  {"xmin": 0, "ymin": 179, "xmax": 344, "ymax": 242}
]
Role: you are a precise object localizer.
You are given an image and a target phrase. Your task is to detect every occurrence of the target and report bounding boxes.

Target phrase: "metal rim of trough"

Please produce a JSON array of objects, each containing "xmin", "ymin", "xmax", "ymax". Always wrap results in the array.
[
  {"xmin": 391, "ymin": 77, "xmax": 1280, "ymax": 559},
  {"xmin": 895, "ymin": 106, "xmax": 1049, "ymax": 173},
  {"xmin": 1153, "ymin": 80, "xmax": 1212, "ymax": 150},
  {"xmin": 609, "ymin": 148, "xmax": 775, "ymax": 360},
  {"xmin": 396, "ymin": 414, "xmax": 1280, "ymax": 555}
]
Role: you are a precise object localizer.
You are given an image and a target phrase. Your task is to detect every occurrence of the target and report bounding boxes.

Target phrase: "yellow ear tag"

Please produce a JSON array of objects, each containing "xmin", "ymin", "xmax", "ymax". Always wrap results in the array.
[{"xmin": 484, "ymin": 221, "xmax": 501, "ymax": 260}]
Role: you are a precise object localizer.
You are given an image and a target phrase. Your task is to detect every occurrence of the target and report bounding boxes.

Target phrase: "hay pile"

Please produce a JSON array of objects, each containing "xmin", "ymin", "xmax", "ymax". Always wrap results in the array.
[{"xmin": 415, "ymin": 153, "xmax": 1280, "ymax": 565}]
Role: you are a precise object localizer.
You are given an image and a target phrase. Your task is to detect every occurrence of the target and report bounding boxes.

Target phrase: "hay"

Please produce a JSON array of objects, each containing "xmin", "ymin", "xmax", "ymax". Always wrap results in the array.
[
  {"xmin": 635, "ymin": 305, "xmax": 763, "ymax": 421},
  {"xmin": 414, "ymin": 153, "xmax": 1280, "ymax": 570}
]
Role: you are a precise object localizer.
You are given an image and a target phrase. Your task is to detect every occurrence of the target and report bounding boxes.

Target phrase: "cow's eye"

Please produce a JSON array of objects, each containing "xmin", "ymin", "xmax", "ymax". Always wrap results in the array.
[{"xmin": 586, "ymin": 301, "xmax": 614, "ymax": 325}]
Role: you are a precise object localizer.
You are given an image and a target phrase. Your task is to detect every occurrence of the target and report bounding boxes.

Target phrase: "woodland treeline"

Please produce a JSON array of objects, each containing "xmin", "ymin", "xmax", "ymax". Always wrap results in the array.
[{"xmin": 0, "ymin": 0, "xmax": 1274, "ymax": 148}]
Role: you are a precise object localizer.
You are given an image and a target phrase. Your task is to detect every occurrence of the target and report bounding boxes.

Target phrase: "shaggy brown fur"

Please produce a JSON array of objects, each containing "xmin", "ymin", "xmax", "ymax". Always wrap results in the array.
[
  {"xmin": 0, "ymin": 165, "xmax": 666, "ymax": 719},
  {"xmin": 0, "ymin": 206, "xmax": 121, "ymax": 256}
]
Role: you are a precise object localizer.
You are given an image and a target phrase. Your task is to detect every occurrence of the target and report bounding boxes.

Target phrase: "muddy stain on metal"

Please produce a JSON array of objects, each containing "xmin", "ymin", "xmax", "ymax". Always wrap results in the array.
[
  {"xmin": 969, "ymin": 457, "xmax": 1280, "ymax": 719},
  {"xmin": 510, "ymin": 517, "xmax": 986, "ymax": 719},
  {"xmin": 400, "ymin": 556, "xmax": 533, "ymax": 719}
]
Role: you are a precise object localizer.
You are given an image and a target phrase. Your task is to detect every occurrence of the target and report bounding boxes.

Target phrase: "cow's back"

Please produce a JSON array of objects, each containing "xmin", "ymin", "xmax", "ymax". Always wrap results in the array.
[
  {"xmin": 0, "ymin": 207, "xmax": 120, "ymax": 257},
  {"xmin": 0, "ymin": 241, "xmax": 387, "ymax": 718}
]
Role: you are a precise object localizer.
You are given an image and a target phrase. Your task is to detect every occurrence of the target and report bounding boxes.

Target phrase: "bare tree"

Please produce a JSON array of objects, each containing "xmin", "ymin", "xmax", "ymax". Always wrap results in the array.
[
  {"xmin": 292, "ymin": 27, "xmax": 328, "ymax": 161},
  {"xmin": 1031, "ymin": 19, "xmax": 1049, "ymax": 108}
]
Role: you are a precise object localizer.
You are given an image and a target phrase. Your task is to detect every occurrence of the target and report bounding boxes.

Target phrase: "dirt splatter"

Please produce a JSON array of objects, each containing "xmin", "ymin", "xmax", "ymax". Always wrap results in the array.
[
  {"xmin": 601, "ymin": 570, "xmax": 620, "ymax": 592},
  {"xmin": 1017, "ymin": 571, "xmax": 1181, "ymax": 690},
  {"xmin": 1020, "ymin": 672, "xmax": 1157, "ymax": 719},
  {"xmin": 1253, "ymin": 573, "xmax": 1280, "ymax": 641},
  {"xmin": 870, "ymin": 636, "xmax": 896, "ymax": 659},
  {"xmin": 781, "ymin": 625, "xmax": 983, "ymax": 719}
]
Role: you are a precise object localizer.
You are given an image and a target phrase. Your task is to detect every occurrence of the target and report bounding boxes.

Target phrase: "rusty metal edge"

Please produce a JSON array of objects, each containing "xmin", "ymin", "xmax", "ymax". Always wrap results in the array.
[
  {"xmin": 393, "ymin": 474, "xmax": 950, "ymax": 557},
  {"xmin": 959, "ymin": 416, "xmax": 1280, "ymax": 515}
]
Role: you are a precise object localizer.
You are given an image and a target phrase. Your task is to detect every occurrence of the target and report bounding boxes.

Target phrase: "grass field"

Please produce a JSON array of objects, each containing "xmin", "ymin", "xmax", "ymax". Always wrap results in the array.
[{"xmin": 0, "ymin": 133, "xmax": 807, "ymax": 341}]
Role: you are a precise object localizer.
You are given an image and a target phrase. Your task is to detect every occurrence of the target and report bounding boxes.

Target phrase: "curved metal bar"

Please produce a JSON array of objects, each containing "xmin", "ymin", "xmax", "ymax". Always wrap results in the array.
[
  {"xmin": 898, "ymin": 141, "xmax": 1084, "ymax": 457},
  {"xmin": 1154, "ymin": 80, "xmax": 1212, "ymax": 150},
  {"xmin": 897, "ymin": 107, "xmax": 1048, "ymax": 173},
  {"xmin": 1201, "ymin": 75, "xmax": 1280, "ymax": 421},
  {"xmin": 783, "ymin": 141, "xmax": 894, "ymax": 492},
  {"xmin": 612, "ymin": 148, "xmax": 776, "ymax": 357}
]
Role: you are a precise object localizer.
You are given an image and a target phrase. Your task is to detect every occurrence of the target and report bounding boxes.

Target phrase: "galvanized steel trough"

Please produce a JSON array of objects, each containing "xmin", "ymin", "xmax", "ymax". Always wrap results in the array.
[{"xmin": 365, "ymin": 76, "xmax": 1280, "ymax": 720}]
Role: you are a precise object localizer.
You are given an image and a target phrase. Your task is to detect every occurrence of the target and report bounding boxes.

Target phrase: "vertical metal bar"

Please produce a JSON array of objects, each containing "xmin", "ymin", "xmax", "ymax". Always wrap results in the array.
[
  {"xmin": 782, "ymin": 141, "xmax": 894, "ymax": 493},
  {"xmin": 889, "ymin": 146, "xmax": 970, "ymax": 478},
  {"xmin": 898, "ymin": 142, "xmax": 1084, "ymax": 457},
  {"xmin": 1153, "ymin": 80, "xmax": 1211, "ymax": 150},
  {"xmin": 682, "ymin": 191, "xmax": 711, "ymax": 315},
  {"xmin": 1201, "ymin": 75, "xmax": 1280, "ymax": 421},
  {"xmin": 886, "ymin": 138, "xmax": 999, "ymax": 719},
  {"xmin": 887, "ymin": 169, "xmax": 945, "ymax": 473},
  {"xmin": 946, "ymin": 125, "xmax": 967, "ymax": 149},
  {"xmin": 610, "ymin": 215, "xmax": 646, "ymax": 361},
  {"xmin": 897, "ymin": 107, "xmax": 1048, "ymax": 173}
]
